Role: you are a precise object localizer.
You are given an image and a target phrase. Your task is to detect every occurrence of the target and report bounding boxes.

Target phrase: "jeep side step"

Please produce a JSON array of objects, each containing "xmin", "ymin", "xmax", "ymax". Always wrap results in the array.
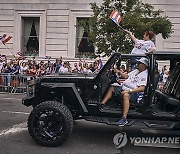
[
  {"xmin": 142, "ymin": 120, "xmax": 177, "ymax": 129},
  {"xmin": 83, "ymin": 116, "xmax": 178, "ymax": 129},
  {"xmin": 83, "ymin": 116, "xmax": 133, "ymax": 126}
]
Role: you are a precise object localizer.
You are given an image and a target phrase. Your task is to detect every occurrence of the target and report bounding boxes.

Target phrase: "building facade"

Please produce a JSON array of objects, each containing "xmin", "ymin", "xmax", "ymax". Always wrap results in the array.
[{"xmin": 0, "ymin": 0, "xmax": 180, "ymax": 59}]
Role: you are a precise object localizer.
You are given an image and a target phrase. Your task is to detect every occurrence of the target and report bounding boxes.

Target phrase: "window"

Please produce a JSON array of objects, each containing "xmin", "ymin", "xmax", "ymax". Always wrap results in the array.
[
  {"xmin": 22, "ymin": 17, "xmax": 40, "ymax": 56},
  {"xmin": 75, "ymin": 17, "xmax": 95, "ymax": 58}
]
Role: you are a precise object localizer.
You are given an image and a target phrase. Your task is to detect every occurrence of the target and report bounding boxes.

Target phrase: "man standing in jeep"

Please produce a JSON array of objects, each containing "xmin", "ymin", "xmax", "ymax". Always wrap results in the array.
[{"xmin": 101, "ymin": 57, "xmax": 148, "ymax": 126}]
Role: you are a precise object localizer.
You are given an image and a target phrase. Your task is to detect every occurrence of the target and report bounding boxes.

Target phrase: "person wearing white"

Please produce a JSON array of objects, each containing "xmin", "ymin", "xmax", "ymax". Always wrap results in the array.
[
  {"xmin": 101, "ymin": 57, "xmax": 148, "ymax": 126},
  {"xmin": 0, "ymin": 60, "xmax": 4, "ymax": 73},
  {"xmin": 59, "ymin": 65, "xmax": 68, "ymax": 73},
  {"xmin": 124, "ymin": 30, "xmax": 156, "ymax": 54},
  {"xmin": 122, "ymin": 69, "xmax": 148, "ymax": 91},
  {"xmin": 124, "ymin": 30, "xmax": 155, "ymax": 69}
]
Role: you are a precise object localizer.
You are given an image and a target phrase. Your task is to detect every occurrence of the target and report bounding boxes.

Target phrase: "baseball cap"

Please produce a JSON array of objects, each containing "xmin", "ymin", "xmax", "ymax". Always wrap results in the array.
[{"xmin": 137, "ymin": 57, "xmax": 148, "ymax": 66}]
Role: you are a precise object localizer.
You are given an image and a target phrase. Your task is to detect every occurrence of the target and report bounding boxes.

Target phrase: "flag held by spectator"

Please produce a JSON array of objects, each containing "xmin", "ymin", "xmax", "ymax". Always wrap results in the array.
[
  {"xmin": 0, "ymin": 34, "xmax": 12, "ymax": 44},
  {"xmin": 17, "ymin": 51, "xmax": 25, "ymax": 60},
  {"xmin": 17, "ymin": 51, "xmax": 24, "ymax": 57},
  {"xmin": 109, "ymin": 10, "xmax": 122, "ymax": 26}
]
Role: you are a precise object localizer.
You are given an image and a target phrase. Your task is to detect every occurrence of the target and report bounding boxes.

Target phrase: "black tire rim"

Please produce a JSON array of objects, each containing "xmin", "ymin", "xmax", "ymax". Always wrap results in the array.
[{"xmin": 33, "ymin": 109, "xmax": 65, "ymax": 142}]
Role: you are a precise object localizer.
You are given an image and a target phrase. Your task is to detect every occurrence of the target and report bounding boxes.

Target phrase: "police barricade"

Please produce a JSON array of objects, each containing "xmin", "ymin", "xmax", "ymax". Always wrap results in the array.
[{"xmin": 0, "ymin": 73, "xmax": 36, "ymax": 94}]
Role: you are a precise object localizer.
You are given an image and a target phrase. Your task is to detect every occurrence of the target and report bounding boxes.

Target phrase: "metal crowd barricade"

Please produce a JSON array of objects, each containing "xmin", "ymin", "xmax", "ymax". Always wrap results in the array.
[{"xmin": 0, "ymin": 73, "xmax": 36, "ymax": 95}]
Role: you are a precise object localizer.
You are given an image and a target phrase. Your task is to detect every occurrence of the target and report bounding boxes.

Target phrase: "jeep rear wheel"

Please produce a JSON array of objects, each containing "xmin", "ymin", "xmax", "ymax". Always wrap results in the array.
[{"xmin": 28, "ymin": 101, "xmax": 73, "ymax": 147}]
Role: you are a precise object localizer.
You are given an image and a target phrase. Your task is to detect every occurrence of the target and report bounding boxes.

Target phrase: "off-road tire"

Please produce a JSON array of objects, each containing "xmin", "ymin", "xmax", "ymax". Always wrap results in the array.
[{"xmin": 28, "ymin": 101, "xmax": 73, "ymax": 147}]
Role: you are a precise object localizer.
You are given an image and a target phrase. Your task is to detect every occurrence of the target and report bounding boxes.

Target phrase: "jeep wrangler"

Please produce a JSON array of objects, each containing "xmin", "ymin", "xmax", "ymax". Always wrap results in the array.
[{"xmin": 22, "ymin": 52, "xmax": 180, "ymax": 147}]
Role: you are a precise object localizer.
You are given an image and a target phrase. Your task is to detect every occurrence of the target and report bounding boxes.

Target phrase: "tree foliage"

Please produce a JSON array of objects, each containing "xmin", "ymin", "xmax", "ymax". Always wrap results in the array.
[{"xmin": 85, "ymin": 0, "xmax": 173, "ymax": 56}]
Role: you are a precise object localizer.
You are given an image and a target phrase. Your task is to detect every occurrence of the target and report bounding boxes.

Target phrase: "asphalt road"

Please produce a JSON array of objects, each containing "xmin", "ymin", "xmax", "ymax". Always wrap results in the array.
[{"xmin": 0, "ymin": 93, "xmax": 180, "ymax": 154}]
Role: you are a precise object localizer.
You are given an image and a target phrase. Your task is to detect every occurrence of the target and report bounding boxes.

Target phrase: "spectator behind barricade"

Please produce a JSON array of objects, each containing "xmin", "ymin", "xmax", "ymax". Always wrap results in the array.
[
  {"xmin": 20, "ymin": 62, "xmax": 29, "ymax": 74},
  {"xmin": 96, "ymin": 55, "xmax": 103, "ymax": 70},
  {"xmin": 11, "ymin": 61, "xmax": 20, "ymax": 75},
  {"xmin": 59, "ymin": 61, "xmax": 69, "ymax": 73},
  {"xmin": 4, "ymin": 55, "xmax": 7, "ymax": 64},
  {"xmin": 7, "ymin": 58, "xmax": 13, "ymax": 66},
  {"xmin": 72, "ymin": 63, "xmax": 79, "ymax": 73},
  {"xmin": 2, "ymin": 63, "xmax": 12, "ymax": 73},
  {"xmin": 159, "ymin": 65, "xmax": 167, "ymax": 82},
  {"xmin": 32, "ymin": 56, "xmax": 37, "ymax": 65},
  {"xmin": 54, "ymin": 58, "xmax": 62, "ymax": 74},
  {"xmin": 83, "ymin": 63, "xmax": 93, "ymax": 74},
  {"xmin": 89, "ymin": 63, "xmax": 96, "ymax": 73},
  {"xmin": 36, "ymin": 65, "xmax": 46, "ymax": 77},
  {"xmin": 0, "ymin": 58, "xmax": 4, "ymax": 73},
  {"xmin": 27, "ymin": 60, "xmax": 32, "ymax": 66},
  {"xmin": 163, "ymin": 70, "xmax": 169, "ymax": 83},
  {"xmin": 78, "ymin": 61, "xmax": 83, "ymax": 73},
  {"xmin": 93, "ymin": 60, "xmax": 101, "ymax": 74},
  {"xmin": 2, "ymin": 63, "xmax": 13, "ymax": 87},
  {"xmin": 46, "ymin": 62, "xmax": 53, "ymax": 75},
  {"xmin": 28, "ymin": 65, "xmax": 37, "ymax": 76},
  {"xmin": 82, "ymin": 63, "xmax": 88, "ymax": 73},
  {"xmin": 67, "ymin": 61, "xmax": 72, "ymax": 73}
]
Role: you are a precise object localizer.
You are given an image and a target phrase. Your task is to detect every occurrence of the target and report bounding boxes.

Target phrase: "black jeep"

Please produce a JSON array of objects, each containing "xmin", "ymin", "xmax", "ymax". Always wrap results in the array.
[{"xmin": 22, "ymin": 52, "xmax": 180, "ymax": 146}]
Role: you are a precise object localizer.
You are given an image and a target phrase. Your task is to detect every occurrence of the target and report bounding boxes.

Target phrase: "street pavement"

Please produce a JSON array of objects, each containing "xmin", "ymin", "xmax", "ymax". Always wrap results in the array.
[{"xmin": 0, "ymin": 93, "xmax": 179, "ymax": 154}]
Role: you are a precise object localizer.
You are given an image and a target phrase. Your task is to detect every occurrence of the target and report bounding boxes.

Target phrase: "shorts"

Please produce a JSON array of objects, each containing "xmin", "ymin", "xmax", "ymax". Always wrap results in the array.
[{"xmin": 114, "ymin": 86, "xmax": 144, "ymax": 104}]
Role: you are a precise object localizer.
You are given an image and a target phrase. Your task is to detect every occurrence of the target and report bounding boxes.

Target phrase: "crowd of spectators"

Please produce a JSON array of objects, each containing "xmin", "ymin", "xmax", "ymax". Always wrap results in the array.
[
  {"xmin": 0, "ymin": 55, "xmax": 104, "ymax": 77},
  {"xmin": 0, "ymin": 54, "xmax": 171, "ymax": 93}
]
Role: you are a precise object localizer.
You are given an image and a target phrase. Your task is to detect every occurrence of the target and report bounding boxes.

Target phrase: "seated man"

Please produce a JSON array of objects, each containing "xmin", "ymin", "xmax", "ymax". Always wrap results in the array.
[{"xmin": 101, "ymin": 57, "xmax": 148, "ymax": 126}]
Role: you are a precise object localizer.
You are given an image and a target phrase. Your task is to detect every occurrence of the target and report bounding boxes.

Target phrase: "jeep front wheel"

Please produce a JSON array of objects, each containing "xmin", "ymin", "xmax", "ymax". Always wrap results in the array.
[{"xmin": 28, "ymin": 101, "xmax": 73, "ymax": 147}]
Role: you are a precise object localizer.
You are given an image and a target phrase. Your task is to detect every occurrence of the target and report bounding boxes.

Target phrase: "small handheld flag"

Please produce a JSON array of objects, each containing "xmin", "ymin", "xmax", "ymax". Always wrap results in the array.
[
  {"xmin": 0, "ymin": 34, "xmax": 12, "ymax": 44},
  {"xmin": 110, "ymin": 10, "xmax": 122, "ymax": 26},
  {"xmin": 17, "ymin": 51, "xmax": 24, "ymax": 57},
  {"xmin": 17, "ymin": 51, "xmax": 25, "ymax": 60},
  {"xmin": 0, "ymin": 34, "xmax": 15, "ymax": 58},
  {"xmin": 110, "ymin": 10, "xmax": 124, "ymax": 30}
]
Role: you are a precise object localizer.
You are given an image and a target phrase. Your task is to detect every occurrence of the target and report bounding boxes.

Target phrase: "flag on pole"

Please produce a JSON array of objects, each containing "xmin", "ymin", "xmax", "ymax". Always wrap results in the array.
[
  {"xmin": 17, "ymin": 51, "xmax": 24, "ymax": 57},
  {"xmin": 0, "ymin": 34, "xmax": 12, "ymax": 44},
  {"xmin": 109, "ymin": 10, "xmax": 122, "ymax": 26},
  {"xmin": 17, "ymin": 51, "xmax": 25, "ymax": 60}
]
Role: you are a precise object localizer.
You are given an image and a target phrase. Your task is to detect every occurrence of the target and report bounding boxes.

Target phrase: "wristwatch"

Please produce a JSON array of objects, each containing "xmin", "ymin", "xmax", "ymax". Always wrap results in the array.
[{"xmin": 129, "ymin": 89, "xmax": 133, "ymax": 93}]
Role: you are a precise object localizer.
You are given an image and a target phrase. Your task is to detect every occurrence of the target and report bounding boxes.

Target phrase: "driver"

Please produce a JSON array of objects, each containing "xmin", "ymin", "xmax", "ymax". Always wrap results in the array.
[{"xmin": 100, "ymin": 57, "xmax": 148, "ymax": 126}]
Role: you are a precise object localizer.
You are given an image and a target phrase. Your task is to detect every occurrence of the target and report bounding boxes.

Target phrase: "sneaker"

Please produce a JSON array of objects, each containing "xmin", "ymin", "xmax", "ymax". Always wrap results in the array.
[{"xmin": 116, "ymin": 117, "xmax": 128, "ymax": 126}]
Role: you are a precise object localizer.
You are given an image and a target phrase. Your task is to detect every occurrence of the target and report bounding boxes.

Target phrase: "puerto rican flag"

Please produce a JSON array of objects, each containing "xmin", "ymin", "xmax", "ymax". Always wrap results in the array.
[
  {"xmin": 17, "ymin": 51, "xmax": 24, "ymax": 57},
  {"xmin": 17, "ymin": 51, "xmax": 25, "ymax": 60},
  {"xmin": 109, "ymin": 10, "xmax": 122, "ymax": 26},
  {"xmin": 0, "ymin": 34, "xmax": 12, "ymax": 44}
]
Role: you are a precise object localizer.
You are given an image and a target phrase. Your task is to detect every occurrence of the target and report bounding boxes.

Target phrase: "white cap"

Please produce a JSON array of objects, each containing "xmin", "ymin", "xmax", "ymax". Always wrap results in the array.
[{"xmin": 137, "ymin": 57, "xmax": 148, "ymax": 66}]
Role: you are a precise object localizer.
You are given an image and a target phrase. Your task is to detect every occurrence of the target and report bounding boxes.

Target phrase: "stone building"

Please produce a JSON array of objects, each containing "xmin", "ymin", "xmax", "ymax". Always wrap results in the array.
[{"xmin": 0, "ymin": 0, "xmax": 179, "ymax": 60}]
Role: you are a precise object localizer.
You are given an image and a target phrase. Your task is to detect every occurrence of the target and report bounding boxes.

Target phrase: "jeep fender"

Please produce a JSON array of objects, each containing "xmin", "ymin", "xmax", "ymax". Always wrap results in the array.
[{"xmin": 41, "ymin": 83, "xmax": 88, "ymax": 113}]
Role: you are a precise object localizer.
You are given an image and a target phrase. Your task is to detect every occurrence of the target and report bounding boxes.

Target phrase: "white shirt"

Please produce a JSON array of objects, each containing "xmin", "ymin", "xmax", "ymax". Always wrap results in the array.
[
  {"xmin": 20, "ymin": 65, "xmax": 29, "ymax": 74},
  {"xmin": 131, "ymin": 39, "xmax": 155, "ymax": 54},
  {"xmin": 122, "ymin": 69, "xmax": 148, "ymax": 91},
  {"xmin": 59, "ymin": 66, "xmax": 68, "ymax": 73},
  {"xmin": 0, "ymin": 62, "xmax": 4, "ymax": 72}
]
